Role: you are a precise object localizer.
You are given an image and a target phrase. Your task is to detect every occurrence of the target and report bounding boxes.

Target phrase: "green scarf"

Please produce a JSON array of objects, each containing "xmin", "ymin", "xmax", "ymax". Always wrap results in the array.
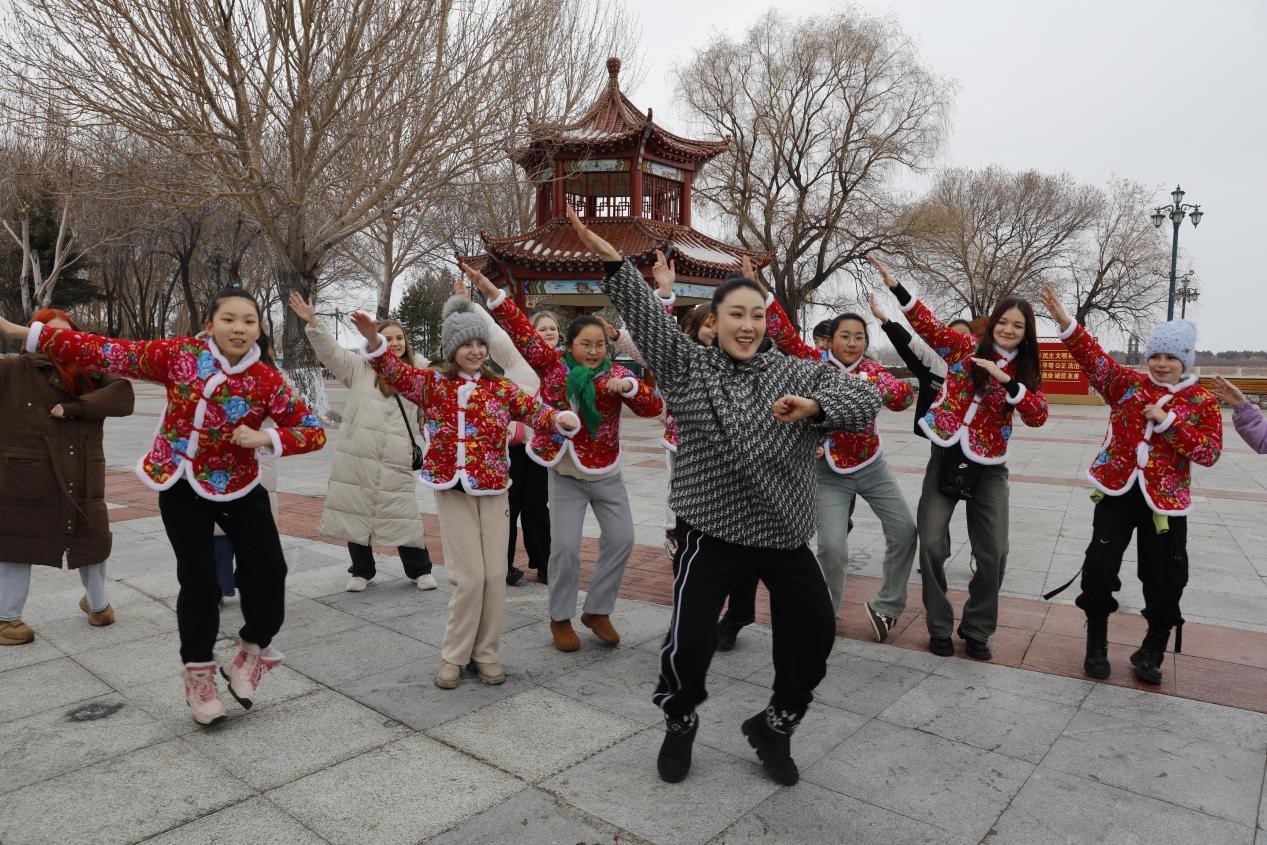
[{"xmin": 563, "ymin": 350, "xmax": 612, "ymax": 435}]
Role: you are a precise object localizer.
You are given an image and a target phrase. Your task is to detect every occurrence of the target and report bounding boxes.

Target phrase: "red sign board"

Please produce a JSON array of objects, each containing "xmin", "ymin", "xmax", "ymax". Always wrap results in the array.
[{"xmin": 1038, "ymin": 341, "xmax": 1091, "ymax": 395}]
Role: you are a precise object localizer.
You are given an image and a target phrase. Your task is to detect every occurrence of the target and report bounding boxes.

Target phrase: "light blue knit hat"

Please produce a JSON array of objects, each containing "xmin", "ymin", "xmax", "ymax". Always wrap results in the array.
[{"xmin": 1144, "ymin": 320, "xmax": 1197, "ymax": 371}]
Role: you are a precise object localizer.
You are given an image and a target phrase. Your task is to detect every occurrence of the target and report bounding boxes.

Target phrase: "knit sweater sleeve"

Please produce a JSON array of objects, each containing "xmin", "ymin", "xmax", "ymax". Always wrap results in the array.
[
  {"xmin": 801, "ymin": 360, "xmax": 882, "ymax": 433},
  {"xmin": 1232, "ymin": 402, "xmax": 1267, "ymax": 454},
  {"xmin": 601, "ymin": 259, "xmax": 694, "ymax": 393}
]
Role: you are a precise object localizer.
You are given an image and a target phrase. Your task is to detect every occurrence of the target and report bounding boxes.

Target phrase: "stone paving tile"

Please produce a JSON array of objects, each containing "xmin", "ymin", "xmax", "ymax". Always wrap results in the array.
[
  {"xmin": 374, "ymin": 605, "xmax": 538, "ymax": 650},
  {"xmin": 1043, "ymin": 707, "xmax": 1265, "ymax": 826},
  {"xmin": 428, "ymin": 687, "xmax": 642, "ymax": 782},
  {"xmin": 712, "ymin": 781, "xmax": 970, "ymax": 845},
  {"xmin": 425, "ymin": 786, "xmax": 645, "ymax": 845},
  {"xmin": 544, "ymin": 645, "xmax": 685, "ymax": 726},
  {"xmin": 753, "ymin": 650, "xmax": 928, "ymax": 719},
  {"xmin": 0, "ymin": 738, "xmax": 253, "ymax": 845},
  {"xmin": 336, "ymin": 658, "xmax": 521, "ymax": 732},
  {"xmin": 268, "ymin": 734, "xmax": 523, "ymax": 845},
  {"xmin": 1077, "ymin": 682, "xmax": 1267, "ymax": 747},
  {"xmin": 542, "ymin": 727, "xmax": 782, "ymax": 845},
  {"xmin": 0, "ymin": 657, "xmax": 112, "ymax": 723},
  {"xmin": 182, "ymin": 689, "xmax": 411, "ymax": 790},
  {"xmin": 281, "ymin": 621, "xmax": 438, "ymax": 686},
  {"xmin": 142, "ymin": 796, "xmax": 326, "ymax": 845},
  {"xmin": 985, "ymin": 768, "xmax": 1257, "ymax": 845},
  {"xmin": 0, "ymin": 693, "xmax": 173, "ymax": 795},
  {"xmin": 930, "ymin": 649, "xmax": 1095, "ymax": 707},
  {"xmin": 0, "ymin": 633, "xmax": 65, "ymax": 674},
  {"xmin": 802, "ymin": 719, "xmax": 1034, "ymax": 841},
  {"xmin": 878, "ymin": 672, "xmax": 1079, "ymax": 764},
  {"xmin": 32, "ymin": 593, "xmax": 179, "ymax": 656}
]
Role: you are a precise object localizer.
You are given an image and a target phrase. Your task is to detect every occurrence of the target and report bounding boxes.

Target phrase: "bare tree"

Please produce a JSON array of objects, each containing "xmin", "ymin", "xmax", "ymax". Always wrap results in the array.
[
  {"xmin": 7, "ymin": 0, "xmax": 556, "ymax": 414},
  {"xmin": 675, "ymin": 9, "xmax": 952, "ymax": 324},
  {"xmin": 895, "ymin": 167, "xmax": 1104, "ymax": 319},
  {"xmin": 1058, "ymin": 177, "xmax": 1173, "ymax": 337}
]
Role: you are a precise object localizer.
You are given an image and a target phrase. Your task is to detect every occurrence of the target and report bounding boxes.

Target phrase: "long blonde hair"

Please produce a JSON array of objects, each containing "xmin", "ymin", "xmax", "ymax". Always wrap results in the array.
[{"xmin": 375, "ymin": 319, "xmax": 416, "ymax": 397}]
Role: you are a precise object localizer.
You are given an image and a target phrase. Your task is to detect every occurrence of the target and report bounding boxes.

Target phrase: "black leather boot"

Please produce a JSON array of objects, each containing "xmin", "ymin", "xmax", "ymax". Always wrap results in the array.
[
  {"xmin": 1130, "ymin": 625, "xmax": 1170, "ymax": 685},
  {"xmin": 657, "ymin": 712, "xmax": 698, "ymax": 783},
  {"xmin": 1084, "ymin": 615, "xmax": 1110, "ymax": 679},
  {"xmin": 741, "ymin": 706, "xmax": 800, "ymax": 786}
]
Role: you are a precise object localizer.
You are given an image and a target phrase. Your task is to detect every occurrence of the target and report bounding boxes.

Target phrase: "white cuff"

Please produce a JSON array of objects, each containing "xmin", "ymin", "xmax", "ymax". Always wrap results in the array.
[
  {"xmin": 25, "ymin": 321, "xmax": 44, "ymax": 354},
  {"xmin": 357, "ymin": 335, "xmax": 390, "ymax": 360},
  {"xmin": 619, "ymin": 377, "xmax": 640, "ymax": 398},
  {"xmin": 763, "ymin": 292, "xmax": 775, "ymax": 308},
  {"xmin": 1058, "ymin": 319, "xmax": 1079, "ymax": 341},
  {"xmin": 1153, "ymin": 410, "xmax": 1177, "ymax": 434},
  {"xmin": 554, "ymin": 411, "xmax": 580, "ymax": 437},
  {"xmin": 1005, "ymin": 382, "xmax": 1028, "ymax": 405},
  {"xmin": 486, "ymin": 289, "xmax": 507, "ymax": 309},
  {"xmin": 655, "ymin": 291, "xmax": 677, "ymax": 308},
  {"xmin": 258, "ymin": 427, "xmax": 284, "ymax": 458},
  {"xmin": 899, "ymin": 296, "xmax": 918, "ymax": 314}
]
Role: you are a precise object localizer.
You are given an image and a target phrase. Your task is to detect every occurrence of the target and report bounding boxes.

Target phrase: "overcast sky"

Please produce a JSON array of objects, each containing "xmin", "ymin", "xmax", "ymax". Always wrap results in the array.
[{"xmin": 618, "ymin": 0, "xmax": 1267, "ymax": 351}]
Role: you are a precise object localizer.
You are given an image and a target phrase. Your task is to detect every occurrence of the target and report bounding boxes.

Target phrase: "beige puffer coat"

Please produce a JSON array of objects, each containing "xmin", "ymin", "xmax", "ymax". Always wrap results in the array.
[{"xmin": 306, "ymin": 323, "xmax": 428, "ymax": 548}]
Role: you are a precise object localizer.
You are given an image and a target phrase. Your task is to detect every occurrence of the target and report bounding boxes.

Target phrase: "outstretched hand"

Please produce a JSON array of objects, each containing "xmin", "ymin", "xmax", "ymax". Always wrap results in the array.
[
  {"xmin": 594, "ymin": 315, "xmax": 621, "ymax": 344},
  {"xmin": 0, "ymin": 315, "xmax": 26, "ymax": 342},
  {"xmin": 452, "ymin": 273, "xmax": 471, "ymax": 301},
  {"xmin": 1038, "ymin": 284, "xmax": 1072, "ymax": 332},
  {"xmin": 349, "ymin": 310, "xmax": 382, "ymax": 352},
  {"xmin": 868, "ymin": 255, "xmax": 898, "ymax": 289},
  {"xmin": 459, "ymin": 262, "xmax": 500, "ymax": 301},
  {"xmin": 651, "ymin": 249, "xmax": 676, "ymax": 297},
  {"xmin": 868, "ymin": 292, "xmax": 888, "ymax": 323},
  {"xmin": 772, "ymin": 394, "xmax": 821, "ymax": 423},
  {"xmin": 287, "ymin": 291, "xmax": 319, "ymax": 327},
  {"xmin": 566, "ymin": 205, "xmax": 621, "ymax": 261},
  {"xmin": 1211, "ymin": 375, "xmax": 1247, "ymax": 407}
]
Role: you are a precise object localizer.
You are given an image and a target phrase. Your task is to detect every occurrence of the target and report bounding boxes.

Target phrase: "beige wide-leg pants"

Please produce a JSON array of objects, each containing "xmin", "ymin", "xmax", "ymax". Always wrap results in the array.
[{"xmin": 434, "ymin": 489, "xmax": 509, "ymax": 666}]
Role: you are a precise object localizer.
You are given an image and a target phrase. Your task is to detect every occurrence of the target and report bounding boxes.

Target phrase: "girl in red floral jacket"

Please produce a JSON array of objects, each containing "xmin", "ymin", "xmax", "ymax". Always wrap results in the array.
[
  {"xmin": 464, "ymin": 264, "xmax": 664, "ymax": 653},
  {"xmin": 351, "ymin": 298, "xmax": 579, "ymax": 689},
  {"xmin": 0, "ymin": 289, "xmax": 326, "ymax": 726},
  {"xmin": 763, "ymin": 295, "xmax": 918, "ymax": 642},
  {"xmin": 874, "ymin": 257, "xmax": 1049, "ymax": 662},
  {"xmin": 1040, "ymin": 286, "xmax": 1221, "ymax": 685}
]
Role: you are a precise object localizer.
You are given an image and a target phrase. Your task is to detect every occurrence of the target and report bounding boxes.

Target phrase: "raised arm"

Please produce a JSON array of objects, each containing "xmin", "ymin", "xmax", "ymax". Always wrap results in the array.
[
  {"xmin": 1039, "ymin": 285, "xmax": 1135, "ymax": 405},
  {"xmin": 870, "ymin": 256, "xmax": 976, "ymax": 365},
  {"xmin": 349, "ymin": 310, "xmax": 434, "ymax": 408},
  {"xmin": 764, "ymin": 296, "xmax": 818, "ymax": 361},
  {"xmin": 28, "ymin": 323, "xmax": 176, "ymax": 384},
  {"xmin": 290, "ymin": 292, "xmax": 364, "ymax": 388},
  {"xmin": 453, "ymin": 273, "xmax": 540, "ymax": 394}
]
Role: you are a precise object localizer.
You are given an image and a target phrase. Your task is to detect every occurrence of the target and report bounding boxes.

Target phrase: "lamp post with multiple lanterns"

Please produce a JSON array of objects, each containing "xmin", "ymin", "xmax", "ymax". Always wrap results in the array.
[{"xmin": 1150, "ymin": 185, "xmax": 1203, "ymax": 321}]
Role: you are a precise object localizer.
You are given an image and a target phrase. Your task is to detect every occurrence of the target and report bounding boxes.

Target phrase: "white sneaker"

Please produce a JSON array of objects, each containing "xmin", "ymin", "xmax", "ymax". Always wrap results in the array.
[
  {"xmin": 415, "ymin": 574, "xmax": 438, "ymax": 591},
  {"xmin": 345, "ymin": 576, "xmax": 371, "ymax": 592}
]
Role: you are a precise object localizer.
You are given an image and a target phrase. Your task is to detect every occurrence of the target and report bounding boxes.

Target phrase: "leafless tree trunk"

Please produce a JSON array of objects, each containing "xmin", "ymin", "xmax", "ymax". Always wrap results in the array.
[
  {"xmin": 7, "ymin": 0, "xmax": 557, "ymax": 414},
  {"xmin": 675, "ymin": 9, "xmax": 952, "ymax": 325},
  {"xmin": 895, "ymin": 167, "xmax": 1104, "ymax": 319}
]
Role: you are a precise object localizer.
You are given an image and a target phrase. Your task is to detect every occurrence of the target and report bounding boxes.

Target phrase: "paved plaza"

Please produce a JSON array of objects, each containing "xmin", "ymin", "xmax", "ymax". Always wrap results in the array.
[{"xmin": 2, "ymin": 380, "xmax": 1266, "ymax": 844}]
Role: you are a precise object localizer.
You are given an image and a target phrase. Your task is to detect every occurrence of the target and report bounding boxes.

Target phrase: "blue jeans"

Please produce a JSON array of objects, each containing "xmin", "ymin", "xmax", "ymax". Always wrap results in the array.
[
  {"xmin": 915, "ymin": 448, "xmax": 1010, "ymax": 641},
  {"xmin": 815, "ymin": 459, "xmax": 918, "ymax": 616}
]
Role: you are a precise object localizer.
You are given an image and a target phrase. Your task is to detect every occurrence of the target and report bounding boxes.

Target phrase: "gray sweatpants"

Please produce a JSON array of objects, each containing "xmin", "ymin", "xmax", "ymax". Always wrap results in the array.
[
  {"xmin": 547, "ymin": 470, "xmax": 635, "ymax": 622},
  {"xmin": 0, "ymin": 562, "xmax": 110, "ymax": 621},
  {"xmin": 916, "ymin": 448, "xmax": 1010, "ymax": 641}
]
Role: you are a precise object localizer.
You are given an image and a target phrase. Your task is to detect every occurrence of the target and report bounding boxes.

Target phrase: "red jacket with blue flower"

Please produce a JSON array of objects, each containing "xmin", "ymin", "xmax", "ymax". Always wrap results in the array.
[
  {"xmin": 1060, "ymin": 321, "xmax": 1221, "ymax": 515},
  {"xmin": 765, "ymin": 298, "xmax": 914, "ymax": 473},
  {"xmin": 901, "ymin": 297, "xmax": 1048, "ymax": 464},
  {"xmin": 365, "ymin": 341, "xmax": 568, "ymax": 495},
  {"xmin": 27, "ymin": 323, "xmax": 325, "ymax": 501},
  {"xmin": 487, "ymin": 292, "xmax": 663, "ymax": 474}
]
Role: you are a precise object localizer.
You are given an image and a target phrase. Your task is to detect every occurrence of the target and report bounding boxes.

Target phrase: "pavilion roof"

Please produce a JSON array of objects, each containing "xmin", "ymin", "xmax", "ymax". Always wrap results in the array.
[
  {"xmin": 516, "ymin": 58, "xmax": 729, "ymax": 170},
  {"xmin": 460, "ymin": 216, "xmax": 771, "ymax": 283}
]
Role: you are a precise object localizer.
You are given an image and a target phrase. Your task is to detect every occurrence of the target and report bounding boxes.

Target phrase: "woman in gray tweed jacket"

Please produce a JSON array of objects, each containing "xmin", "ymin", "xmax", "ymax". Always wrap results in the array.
[{"xmin": 565, "ymin": 209, "xmax": 881, "ymax": 787}]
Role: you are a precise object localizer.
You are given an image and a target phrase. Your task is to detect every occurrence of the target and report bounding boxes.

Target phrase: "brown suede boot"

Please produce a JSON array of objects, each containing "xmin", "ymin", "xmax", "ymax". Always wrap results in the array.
[
  {"xmin": 580, "ymin": 612, "xmax": 621, "ymax": 645},
  {"xmin": 550, "ymin": 619, "xmax": 581, "ymax": 652},
  {"xmin": 0, "ymin": 620, "xmax": 34, "ymax": 646},
  {"xmin": 79, "ymin": 596, "xmax": 115, "ymax": 627}
]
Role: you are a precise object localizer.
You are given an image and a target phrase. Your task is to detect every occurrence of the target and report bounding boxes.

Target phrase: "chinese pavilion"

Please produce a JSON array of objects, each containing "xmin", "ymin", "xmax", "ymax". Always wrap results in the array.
[{"xmin": 461, "ymin": 57, "xmax": 770, "ymax": 313}]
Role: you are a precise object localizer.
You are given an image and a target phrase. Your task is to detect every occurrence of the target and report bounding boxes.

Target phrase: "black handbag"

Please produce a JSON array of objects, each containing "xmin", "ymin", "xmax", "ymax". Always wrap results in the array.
[
  {"xmin": 393, "ymin": 394, "xmax": 424, "ymax": 472},
  {"xmin": 937, "ymin": 443, "xmax": 985, "ymax": 501}
]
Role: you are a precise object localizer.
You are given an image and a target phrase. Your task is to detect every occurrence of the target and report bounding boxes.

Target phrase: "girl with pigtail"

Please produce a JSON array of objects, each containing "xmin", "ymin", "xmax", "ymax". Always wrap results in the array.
[{"xmin": 0, "ymin": 289, "xmax": 326, "ymax": 726}]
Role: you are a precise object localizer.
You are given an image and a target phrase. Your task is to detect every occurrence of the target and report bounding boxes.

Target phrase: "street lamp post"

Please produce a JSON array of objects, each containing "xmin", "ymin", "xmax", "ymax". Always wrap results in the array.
[{"xmin": 1150, "ymin": 185, "xmax": 1204, "ymax": 321}]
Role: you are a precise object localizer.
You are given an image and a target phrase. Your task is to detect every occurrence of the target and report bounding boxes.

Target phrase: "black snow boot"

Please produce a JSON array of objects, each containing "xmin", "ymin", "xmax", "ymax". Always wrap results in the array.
[
  {"xmin": 1084, "ymin": 615, "xmax": 1110, "ymax": 680},
  {"xmin": 657, "ymin": 712, "xmax": 698, "ymax": 783},
  {"xmin": 742, "ymin": 706, "xmax": 801, "ymax": 786},
  {"xmin": 1130, "ymin": 625, "xmax": 1170, "ymax": 685}
]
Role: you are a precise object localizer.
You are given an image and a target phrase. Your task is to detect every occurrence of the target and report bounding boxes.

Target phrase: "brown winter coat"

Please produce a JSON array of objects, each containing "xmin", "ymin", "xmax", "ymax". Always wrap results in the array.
[{"xmin": 0, "ymin": 353, "xmax": 135, "ymax": 568}]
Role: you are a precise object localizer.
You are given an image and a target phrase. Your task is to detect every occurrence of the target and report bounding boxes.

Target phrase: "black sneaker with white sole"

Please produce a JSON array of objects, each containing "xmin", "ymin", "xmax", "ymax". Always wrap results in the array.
[{"xmin": 864, "ymin": 604, "xmax": 896, "ymax": 643}]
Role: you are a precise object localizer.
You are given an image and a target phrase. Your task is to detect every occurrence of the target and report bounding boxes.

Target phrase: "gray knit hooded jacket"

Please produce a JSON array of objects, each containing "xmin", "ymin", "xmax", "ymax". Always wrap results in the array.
[{"xmin": 603, "ymin": 260, "xmax": 882, "ymax": 549}]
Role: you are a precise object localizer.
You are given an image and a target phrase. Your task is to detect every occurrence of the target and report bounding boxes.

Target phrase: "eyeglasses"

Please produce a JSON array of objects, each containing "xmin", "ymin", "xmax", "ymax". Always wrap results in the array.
[{"xmin": 574, "ymin": 342, "xmax": 607, "ymax": 353}]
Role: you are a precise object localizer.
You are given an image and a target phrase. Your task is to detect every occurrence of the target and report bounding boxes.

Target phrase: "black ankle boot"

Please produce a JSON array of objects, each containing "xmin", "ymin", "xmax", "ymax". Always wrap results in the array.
[
  {"xmin": 1084, "ymin": 616, "xmax": 1110, "ymax": 679},
  {"xmin": 657, "ymin": 712, "xmax": 698, "ymax": 783},
  {"xmin": 716, "ymin": 617, "xmax": 743, "ymax": 652},
  {"xmin": 741, "ymin": 706, "xmax": 800, "ymax": 786},
  {"xmin": 1130, "ymin": 625, "xmax": 1170, "ymax": 685}
]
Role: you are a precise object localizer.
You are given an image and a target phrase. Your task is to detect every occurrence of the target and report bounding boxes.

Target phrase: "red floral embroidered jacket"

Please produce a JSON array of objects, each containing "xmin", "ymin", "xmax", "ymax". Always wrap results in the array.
[
  {"xmin": 487, "ymin": 292, "xmax": 664, "ymax": 474},
  {"xmin": 1060, "ymin": 322, "xmax": 1221, "ymax": 515},
  {"xmin": 901, "ymin": 298, "xmax": 1049, "ymax": 464},
  {"xmin": 366, "ymin": 341, "xmax": 568, "ymax": 495},
  {"xmin": 28, "ymin": 323, "xmax": 325, "ymax": 501},
  {"xmin": 765, "ymin": 298, "xmax": 914, "ymax": 473}
]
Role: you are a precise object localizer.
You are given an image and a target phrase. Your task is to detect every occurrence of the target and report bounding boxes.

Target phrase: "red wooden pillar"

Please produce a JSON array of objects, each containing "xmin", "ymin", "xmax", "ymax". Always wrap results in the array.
[
  {"xmin": 552, "ymin": 160, "xmax": 565, "ymax": 217},
  {"xmin": 680, "ymin": 171, "xmax": 693, "ymax": 227},
  {"xmin": 630, "ymin": 155, "xmax": 643, "ymax": 219}
]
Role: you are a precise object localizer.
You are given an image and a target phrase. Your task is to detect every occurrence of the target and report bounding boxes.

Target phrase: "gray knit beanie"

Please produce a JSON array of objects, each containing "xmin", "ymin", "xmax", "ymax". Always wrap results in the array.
[
  {"xmin": 440, "ymin": 296, "xmax": 489, "ymax": 362},
  {"xmin": 1144, "ymin": 320, "xmax": 1197, "ymax": 371}
]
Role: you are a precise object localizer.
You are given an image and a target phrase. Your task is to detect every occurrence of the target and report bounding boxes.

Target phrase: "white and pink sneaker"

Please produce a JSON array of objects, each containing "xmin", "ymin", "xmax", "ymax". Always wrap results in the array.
[
  {"xmin": 183, "ymin": 662, "xmax": 227, "ymax": 726},
  {"xmin": 220, "ymin": 640, "xmax": 284, "ymax": 710}
]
